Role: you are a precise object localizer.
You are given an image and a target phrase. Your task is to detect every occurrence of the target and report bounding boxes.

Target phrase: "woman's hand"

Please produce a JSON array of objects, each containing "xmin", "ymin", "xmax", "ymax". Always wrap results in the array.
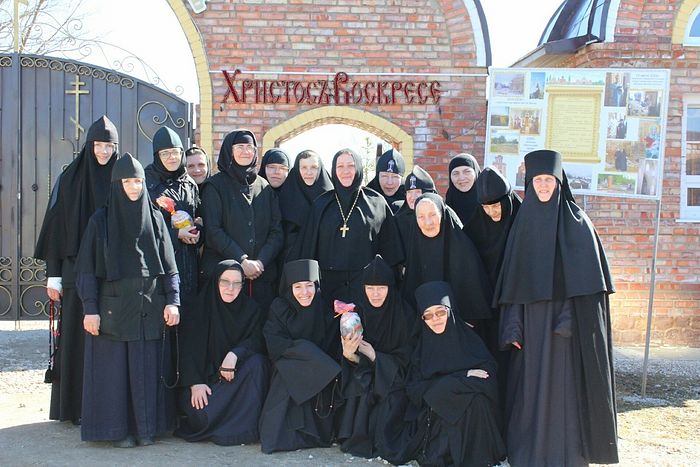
[
  {"xmin": 511, "ymin": 341, "xmax": 522, "ymax": 350},
  {"xmin": 190, "ymin": 384, "xmax": 212, "ymax": 409},
  {"xmin": 47, "ymin": 288, "xmax": 61, "ymax": 301},
  {"xmin": 219, "ymin": 352, "xmax": 238, "ymax": 382},
  {"xmin": 341, "ymin": 333, "xmax": 361, "ymax": 363},
  {"xmin": 164, "ymin": 305, "xmax": 180, "ymax": 326},
  {"xmin": 241, "ymin": 259, "xmax": 263, "ymax": 280},
  {"xmin": 83, "ymin": 315, "xmax": 100, "ymax": 336},
  {"xmin": 467, "ymin": 369, "xmax": 489, "ymax": 379},
  {"xmin": 178, "ymin": 227, "xmax": 200, "ymax": 244},
  {"xmin": 357, "ymin": 339, "xmax": 376, "ymax": 362}
]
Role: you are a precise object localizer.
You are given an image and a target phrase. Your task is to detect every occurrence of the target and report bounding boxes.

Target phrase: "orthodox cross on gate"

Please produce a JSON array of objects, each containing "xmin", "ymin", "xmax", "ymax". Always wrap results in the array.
[
  {"xmin": 13, "ymin": 0, "xmax": 29, "ymax": 53},
  {"xmin": 65, "ymin": 75, "xmax": 90, "ymax": 147}
]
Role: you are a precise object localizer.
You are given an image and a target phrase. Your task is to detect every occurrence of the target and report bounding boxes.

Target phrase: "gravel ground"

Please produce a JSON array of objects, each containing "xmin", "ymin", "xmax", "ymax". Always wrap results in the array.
[{"xmin": 1, "ymin": 322, "xmax": 698, "ymax": 467}]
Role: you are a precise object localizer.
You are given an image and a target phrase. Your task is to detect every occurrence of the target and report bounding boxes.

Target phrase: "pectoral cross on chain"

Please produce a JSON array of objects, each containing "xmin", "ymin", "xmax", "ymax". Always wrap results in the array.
[{"xmin": 339, "ymin": 224, "xmax": 350, "ymax": 238}]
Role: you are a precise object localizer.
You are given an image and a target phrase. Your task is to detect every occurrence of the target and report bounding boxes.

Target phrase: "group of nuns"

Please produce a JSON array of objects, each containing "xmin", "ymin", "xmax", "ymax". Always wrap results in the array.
[{"xmin": 35, "ymin": 116, "xmax": 618, "ymax": 466}]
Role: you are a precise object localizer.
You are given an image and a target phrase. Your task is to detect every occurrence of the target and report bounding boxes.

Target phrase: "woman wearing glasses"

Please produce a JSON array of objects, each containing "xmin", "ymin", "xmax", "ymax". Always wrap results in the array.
[
  {"xmin": 398, "ymin": 281, "xmax": 505, "ymax": 467},
  {"xmin": 200, "ymin": 129, "xmax": 283, "ymax": 313},
  {"xmin": 175, "ymin": 260, "xmax": 269, "ymax": 445},
  {"xmin": 145, "ymin": 126, "xmax": 201, "ymax": 306}
]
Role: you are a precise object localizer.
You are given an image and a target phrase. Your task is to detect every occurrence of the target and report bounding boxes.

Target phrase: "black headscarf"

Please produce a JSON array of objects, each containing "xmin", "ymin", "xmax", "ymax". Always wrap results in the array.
[
  {"xmin": 35, "ymin": 116, "xmax": 119, "ymax": 261},
  {"xmin": 266, "ymin": 259, "xmax": 328, "ymax": 357},
  {"xmin": 413, "ymin": 281, "xmax": 495, "ymax": 380},
  {"xmin": 75, "ymin": 154, "xmax": 177, "ymax": 281},
  {"xmin": 180, "ymin": 260, "xmax": 264, "ymax": 386},
  {"xmin": 445, "ymin": 153, "xmax": 481, "ymax": 226},
  {"xmin": 494, "ymin": 149, "xmax": 614, "ymax": 305},
  {"xmin": 217, "ymin": 129, "xmax": 259, "ymax": 187},
  {"xmin": 258, "ymin": 148, "xmax": 290, "ymax": 190},
  {"xmin": 367, "ymin": 148, "xmax": 406, "ymax": 207},
  {"xmin": 278, "ymin": 150, "xmax": 333, "ymax": 229},
  {"xmin": 358, "ymin": 255, "xmax": 410, "ymax": 355},
  {"xmin": 464, "ymin": 167, "xmax": 522, "ymax": 287},
  {"xmin": 403, "ymin": 193, "xmax": 492, "ymax": 322},
  {"xmin": 331, "ymin": 148, "xmax": 365, "ymax": 210},
  {"xmin": 147, "ymin": 126, "xmax": 186, "ymax": 181}
]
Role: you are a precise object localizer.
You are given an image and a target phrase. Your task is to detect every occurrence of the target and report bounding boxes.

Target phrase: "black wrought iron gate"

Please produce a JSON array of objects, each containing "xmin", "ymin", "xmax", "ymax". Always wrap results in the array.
[{"xmin": 0, "ymin": 53, "xmax": 192, "ymax": 320}]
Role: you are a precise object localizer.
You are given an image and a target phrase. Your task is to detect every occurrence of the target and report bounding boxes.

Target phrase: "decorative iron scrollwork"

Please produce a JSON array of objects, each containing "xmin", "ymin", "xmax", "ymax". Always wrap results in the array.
[
  {"xmin": 16, "ymin": 55, "xmax": 135, "ymax": 89},
  {"xmin": 0, "ymin": 56, "xmax": 12, "ymax": 67},
  {"xmin": 137, "ymin": 101, "xmax": 187, "ymax": 142}
]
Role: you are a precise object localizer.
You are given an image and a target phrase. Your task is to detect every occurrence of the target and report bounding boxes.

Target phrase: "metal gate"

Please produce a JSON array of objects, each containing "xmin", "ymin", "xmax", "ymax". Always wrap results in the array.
[{"xmin": 0, "ymin": 53, "xmax": 193, "ymax": 320}]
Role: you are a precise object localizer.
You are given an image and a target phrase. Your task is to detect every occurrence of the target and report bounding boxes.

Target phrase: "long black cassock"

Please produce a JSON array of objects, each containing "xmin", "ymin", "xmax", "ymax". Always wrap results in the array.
[
  {"xmin": 259, "ymin": 260, "xmax": 341, "ymax": 453},
  {"xmin": 495, "ymin": 149, "xmax": 618, "ymax": 467},
  {"xmin": 200, "ymin": 130, "xmax": 283, "ymax": 312},
  {"xmin": 145, "ymin": 126, "xmax": 200, "ymax": 305},
  {"xmin": 75, "ymin": 154, "xmax": 180, "ymax": 442},
  {"xmin": 385, "ymin": 282, "xmax": 505, "ymax": 467},
  {"xmin": 464, "ymin": 167, "xmax": 521, "ymax": 414},
  {"xmin": 402, "ymin": 192, "xmax": 493, "ymax": 324},
  {"xmin": 34, "ymin": 116, "xmax": 120, "ymax": 424},
  {"xmin": 336, "ymin": 255, "xmax": 412, "ymax": 459},
  {"xmin": 278, "ymin": 150, "xmax": 333, "ymax": 261},
  {"xmin": 292, "ymin": 149, "xmax": 404, "ymax": 305},
  {"xmin": 175, "ymin": 260, "xmax": 269, "ymax": 446}
]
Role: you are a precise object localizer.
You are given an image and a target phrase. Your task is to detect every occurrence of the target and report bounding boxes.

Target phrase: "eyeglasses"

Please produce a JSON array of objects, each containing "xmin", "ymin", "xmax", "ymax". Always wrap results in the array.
[
  {"xmin": 219, "ymin": 279, "xmax": 243, "ymax": 290},
  {"xmin": 159, "ymin": 148, "xmax": 182, "ymax": 159},
  {"xmin": 233, "ymin": 144, "xmax": 257, "ymax": 154},
  {"xmin": 422, "ymin": 307, "xmax": 449, "ymax": 321}
]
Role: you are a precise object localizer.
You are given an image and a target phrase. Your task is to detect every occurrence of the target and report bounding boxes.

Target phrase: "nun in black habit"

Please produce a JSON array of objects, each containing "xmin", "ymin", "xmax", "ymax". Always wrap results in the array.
[
  {"xmin": 75, "ymin": 154, "xmax": 180, "ymax": 447},
  {"xmin": 258, "ymin": 147, "xmax": 291, "ymax": 190},
  {"xmin": 495, "ymin": 149, "xmax": 618, "ymax": 466},
  {"xmin": 366, "ymin": 148, "xmax": 406, "ymax": 213},
  {"xmin": 200, "ymin": 129, "xmax": 283, "ymax": 313},
  {"xmin": 34, "ymin": 115, "xmax": 120, "ymax": 424},
  {"xmin": 399, "ymin": 281, "xmax": 506, "ymax": 467},
  {"xmin": 145, "ymin": 126, "xmax": 201, "ymax": 304},
  {"xmin": 445, "ymin": 153, "xmax": 481, "ymax": 226},
  {"xmin": 278, "ymin": 149, "xmax": 333, "ymax": 260},
  {"xmin": 402, "ymin": 192, "xmax": 493, "ymax": 326},
  {"xmin": 336, "ymin": 255, "xmax": 413, "ymax": 459},
  {"xmin": 292, "ymin": 148, "xmax": 404, "ymax": 306},
  {"xmin": 259, "ymin": 259, "xmax": 341, "ymax": 454},
  {"xmin": 393, "ymin": 165, "xmax": 437, "ymax": 268},
  {"xmin": 175, "ymin": 260, "xmax": 269, "ymax": 446}
]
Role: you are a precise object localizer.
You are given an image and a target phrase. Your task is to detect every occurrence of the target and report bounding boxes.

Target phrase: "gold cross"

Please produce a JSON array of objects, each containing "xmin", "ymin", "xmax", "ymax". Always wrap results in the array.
[
  {"xmin": 65, "ymin": 75, "xmax": 89, "ymax": 141},
  {"xmin": 340, "ymin": 224, "xmax": 349, "ymax": 238},
  {"xmin": 13, "ymin": 0, "xmax": 29, "ymax": 53}
]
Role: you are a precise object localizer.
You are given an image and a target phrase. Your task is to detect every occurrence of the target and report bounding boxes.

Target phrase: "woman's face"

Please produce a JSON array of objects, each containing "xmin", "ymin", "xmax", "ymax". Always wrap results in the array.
[
  {"xmin": 378, "ymin": 171, "xmax": 402, "ymax": 196},
  {"xmin": 405, "ymin": 188, "xmax": 423, "ymax": 210},
  {"xmin": 450, "ymin": 166, "xmax": 476, "ymax": 192},
  {"xmin": 232, "ymin": 142, "xmax": 257, "ymax": 166},
  {"xmin": 335, "ymin": 153, "xmax": 356, "ymax": 188},
  {"xmin": 186, "ymin": 152, "xmax": 208, "ymax": 184},
  {"xmin": 533, "ymin": 175, "xmax": 557, "ymax": 202},
  {"xmin": 121, "ymin": 178, "xmax": 143, "ymax": 201},
  {"xmin": 482, "ymin": 202, "xmax": 502, "ymax": 222},
  {"xmin": 299, "ymin": 156, "xmax": 320, "ymax": 186},
  {"xmin": 218, "ymin": 269, "xmax": 243, "ymax": 303},
  {"xmin": 364, "ymin": 285, "xmax": 389, "ymax": 308},
  {"xmin": 292, "ymin": 280, "xmax": 316, "ymax": 307},
  {"xmin": 93, "ymin": 141, "xmax": 116, "ymax": 165},
  {"xmin": 158, "ymin": 147, "xmax": 183, "ymax": 172},
  {"xmin": 422, "ymin": 305, "xmax": 449, "ymax": 334},
  {"xmin": 265, "ymin": 163, "xmax": 289, "ymax": 188},
  {"xmin": 415, "ymin": 199, "xmax": 442, "ymax": 238}
]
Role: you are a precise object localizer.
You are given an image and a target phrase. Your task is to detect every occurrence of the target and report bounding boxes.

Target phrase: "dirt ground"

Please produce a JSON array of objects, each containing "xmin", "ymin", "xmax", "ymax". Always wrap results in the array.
[{"xmin": 1, "ymin": 322, "xmax": 698, "ymax": 467}]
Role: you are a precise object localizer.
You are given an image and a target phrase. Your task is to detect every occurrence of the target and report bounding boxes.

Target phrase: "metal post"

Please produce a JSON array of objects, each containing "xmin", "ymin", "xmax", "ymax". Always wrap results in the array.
[{"xmin": 641, "ymin": 198, "xmax": 662, "ymax": 397}]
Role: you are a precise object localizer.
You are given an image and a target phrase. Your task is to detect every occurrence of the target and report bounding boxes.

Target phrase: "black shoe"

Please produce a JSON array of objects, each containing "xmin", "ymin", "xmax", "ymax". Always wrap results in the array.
[
  {"xmin": 112, "ymin": 435, "xmax": 136, "ymax": 448},
  {"xmin": 136, "ymin": 436, "xmax": 155, "ymax": 446}
]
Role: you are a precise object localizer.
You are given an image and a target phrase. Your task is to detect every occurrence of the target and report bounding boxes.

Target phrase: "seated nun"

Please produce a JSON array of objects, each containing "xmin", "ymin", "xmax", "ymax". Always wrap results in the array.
[
  {"xmin": 336, "ymin": 255, "xmax": 413, "ymax": 458},
  {"xmin": 175, "ymin": 260, "xmax": 269, "ymax": 446},
  {"xmin": 259, "ymin": 259, "xmax": 341, "ymax": 454},
  {"xmin": 401, "ymin": 281, "xmax": 506, "ymax": 467}
]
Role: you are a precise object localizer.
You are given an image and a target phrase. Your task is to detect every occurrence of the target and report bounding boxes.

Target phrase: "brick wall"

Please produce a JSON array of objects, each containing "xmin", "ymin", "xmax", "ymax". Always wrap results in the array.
[{"xmin": 188, "ymin": 0, "xmax": 700, "ymax": 347}]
